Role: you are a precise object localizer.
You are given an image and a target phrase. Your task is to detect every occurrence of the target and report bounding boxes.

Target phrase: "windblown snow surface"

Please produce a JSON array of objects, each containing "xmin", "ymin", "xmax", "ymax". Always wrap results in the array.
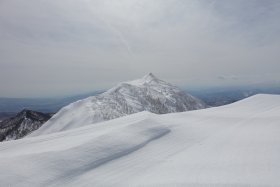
[{"xmin": 0, "ymin": 94, "xmax": 280, "ymax": 186}]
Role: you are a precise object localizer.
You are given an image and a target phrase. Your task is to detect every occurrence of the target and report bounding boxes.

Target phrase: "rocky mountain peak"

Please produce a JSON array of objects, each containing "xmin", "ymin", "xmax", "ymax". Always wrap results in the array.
[
  {"xmin": 29, "ymin": 74, "xmax": 207, "ymax": 136},
  {"xmin": 0, "ymin": 110, "xmax": 52, "ymax": 141},
  {"xmin": 142, "ymin": 73, "xmax": 158, "ymax": 82}
]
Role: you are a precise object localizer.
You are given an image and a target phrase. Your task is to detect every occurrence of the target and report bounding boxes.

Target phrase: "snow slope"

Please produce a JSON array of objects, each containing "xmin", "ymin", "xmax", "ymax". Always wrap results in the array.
[
  {"xmin": 0, "ymin": 94, "xmax": 280, "ymax": 186},
  {"xmin": 29, "ymin": 73, "xmax": 206, "ymax": 136}
]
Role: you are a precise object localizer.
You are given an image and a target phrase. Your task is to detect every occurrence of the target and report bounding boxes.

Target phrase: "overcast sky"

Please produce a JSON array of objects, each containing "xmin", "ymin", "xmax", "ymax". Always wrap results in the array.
[{"xmin": 0, "ymin": 0, "xmax": 280, "ymax": 97}]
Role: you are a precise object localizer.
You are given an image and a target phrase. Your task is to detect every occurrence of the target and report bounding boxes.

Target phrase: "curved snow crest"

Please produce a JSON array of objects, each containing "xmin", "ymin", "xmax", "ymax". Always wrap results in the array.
[
  {"xmin": 1, "ymin": 94, "xmax": 280, "ymax": 186},
  {"xmin": 1, "ymin": 112, "xmax": 156, "ymax": 157},
  {"xmin": 207, "ymin": 93, "xmax": 280, "ymax": 116},
  {"xmin": 29, "ymin": 73, "xmax": 206, "ymax": 137},
  {"xmin": 47, "ymin": 120, "xmax": 170, "ymax": 186},
  {"xmin": 0, "ymin": 117, "xmax": 170, "ymax": 186}
]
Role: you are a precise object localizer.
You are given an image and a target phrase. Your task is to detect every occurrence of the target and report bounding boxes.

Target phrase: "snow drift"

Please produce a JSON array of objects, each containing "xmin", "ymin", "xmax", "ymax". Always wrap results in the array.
[{"xmin": 0, "ymin": 94, "xmax": 280, "ymax": 186}]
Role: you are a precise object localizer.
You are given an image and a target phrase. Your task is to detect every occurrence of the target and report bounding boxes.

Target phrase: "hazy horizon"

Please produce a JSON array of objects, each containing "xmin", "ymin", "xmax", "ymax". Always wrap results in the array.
[{"xmin": 1, "ymin": 0, "xmax": 280, "ymax": 97}]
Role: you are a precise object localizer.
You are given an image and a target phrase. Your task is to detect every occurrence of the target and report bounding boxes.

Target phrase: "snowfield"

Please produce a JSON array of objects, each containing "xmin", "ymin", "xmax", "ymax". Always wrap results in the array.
[{"xmin": 0, "ymin": 94, "xmax": 280, "ymax": 186}]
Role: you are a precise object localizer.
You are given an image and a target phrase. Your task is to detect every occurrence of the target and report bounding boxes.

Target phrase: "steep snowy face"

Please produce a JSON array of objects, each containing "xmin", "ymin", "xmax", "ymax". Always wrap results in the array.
[
  {"xmin": 30, "ymin": 73, "xmax": 207, "ymax": 136},
  {"xmin": 106, "ymin": 73, "xmax": 206, "ymax": 113},
  {"xmin": 0, "ymin": 110, "xmax": 51, "ymax": 141}
]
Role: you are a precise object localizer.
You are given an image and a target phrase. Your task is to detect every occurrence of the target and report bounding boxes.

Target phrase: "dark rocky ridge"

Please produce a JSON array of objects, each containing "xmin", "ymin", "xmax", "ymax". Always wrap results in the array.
[{"xmin": 0, "ymin": 109, "xmax": 52, "ymax": 141}]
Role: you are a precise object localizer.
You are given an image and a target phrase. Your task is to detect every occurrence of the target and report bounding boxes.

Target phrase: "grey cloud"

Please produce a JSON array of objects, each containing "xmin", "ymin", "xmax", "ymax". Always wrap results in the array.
[
  {"xmin": 217, "ymin": 75, "xmax": 239, "ymax": 81},
  {"xmin": 0, "ymin": 0, "xmax": 280, "ymax": 97}
]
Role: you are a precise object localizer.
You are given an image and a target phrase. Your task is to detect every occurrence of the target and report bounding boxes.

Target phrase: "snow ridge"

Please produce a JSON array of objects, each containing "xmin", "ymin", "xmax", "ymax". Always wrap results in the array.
[
  {"xmin": 30, "ymin": 73, "xmax": 206, "ymax": 136},
  {"xmin": 0, "ymin": 114, "xmax": 170, "ymax": 186},
  {"xmin": 0, "ymin": 94, "xmax": 280, "ymax": 186}
]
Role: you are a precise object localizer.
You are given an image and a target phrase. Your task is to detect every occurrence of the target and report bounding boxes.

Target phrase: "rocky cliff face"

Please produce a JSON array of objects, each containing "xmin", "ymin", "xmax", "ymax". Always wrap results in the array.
[{"xmin": 0, "ymin": 109, "xmax": 51, "ymax": 141}]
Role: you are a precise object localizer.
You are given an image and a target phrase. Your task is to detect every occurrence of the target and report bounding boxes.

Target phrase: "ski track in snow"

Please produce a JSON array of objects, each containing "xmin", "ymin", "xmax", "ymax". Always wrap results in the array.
[{"xmin": 0, "ymin": 94, "xmax": 280, "ymax": 186}]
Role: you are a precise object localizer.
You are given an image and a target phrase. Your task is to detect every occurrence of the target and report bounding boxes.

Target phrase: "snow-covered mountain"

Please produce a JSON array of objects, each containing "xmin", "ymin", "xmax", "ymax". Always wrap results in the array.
[
  {"xmin": 0, "ymin": 94, "xmax": 280, "ymax": 186},
  {"xmin": 0, "ymin": 109, "xmax": 51, "ymax": 141},
  {"xmin": 30, "ymin": 73, "xmax": 207, "ymax": 136}
]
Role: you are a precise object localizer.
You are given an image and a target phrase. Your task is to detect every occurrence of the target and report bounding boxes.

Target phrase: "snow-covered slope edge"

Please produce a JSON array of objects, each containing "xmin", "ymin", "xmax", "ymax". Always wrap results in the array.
[
  {"xmin": 0, "ymin": 112, "xmax": 169, "ymax": 186},
  {"xmin": 0, "ymin": 94, "xmax": 280, "ymax": 186},
  {"xmin": 29, "ymin": 73, "xmax": 206, "ymax": 136}
]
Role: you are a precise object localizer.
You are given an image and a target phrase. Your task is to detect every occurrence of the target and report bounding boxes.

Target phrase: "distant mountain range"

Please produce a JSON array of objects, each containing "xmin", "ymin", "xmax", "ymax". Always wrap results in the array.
[
  {"xmin": 1, "ymin": 80, "xmax": 279, "ymax": 117},
  {"xmin": 0, "ymin": 91, "xmax": 103, "ymax": 120},
  {"xmin": 189, "ymin": 83, "xmax": 280, "ymax": 106},
  {"xmin": 0, "ymin": 91, "xmax": 104, "ymax": 113},
  {"xmin": 0, "ymin": 109, "xmax": 52, "ymax": 141},
  {"xmin": 1, "ymin": 74, "xmax": 279, "ymax": 141},
  {"xmin": 29, "ymin": 73, "xmax": 207, "ymax": 136}
]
